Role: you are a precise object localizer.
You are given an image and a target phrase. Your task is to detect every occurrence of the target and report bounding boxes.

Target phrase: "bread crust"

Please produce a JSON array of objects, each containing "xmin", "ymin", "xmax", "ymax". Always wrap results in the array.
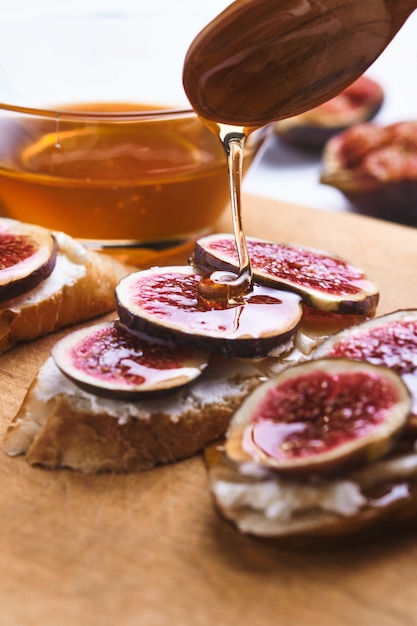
[
  {"xmin": 2, "ymin": 308, "xmax": 359, "ymax": 474},
  {"xmin": 3, "ymin": 355, "xmax": 287, "ymax": 473},
  {"xmin": 205, "ymin": 442, "xmax": 417, "ymax": 544},
  {"xmin": 0, "ymin": 242, "xmax": 127, "ymax": 354}
]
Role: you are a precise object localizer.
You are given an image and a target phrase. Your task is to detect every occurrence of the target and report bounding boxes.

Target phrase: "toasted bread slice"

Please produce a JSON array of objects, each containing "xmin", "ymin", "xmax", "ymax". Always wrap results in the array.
[
  {"xmin": 0, "ymin": 230, "xmax": 128, "ymax": 353},
  {"xmin": 206, "ymin": 442, "xmax": 417, "ymax": 544},
  {"xmin": 2, "ymin": 353, "xmax": 293, "ymax": 473}
]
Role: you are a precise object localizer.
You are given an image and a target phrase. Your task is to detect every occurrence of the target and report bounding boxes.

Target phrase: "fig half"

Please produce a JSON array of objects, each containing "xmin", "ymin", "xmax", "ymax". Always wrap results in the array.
[
  {"xmin": 0, "ymin": 218, "xmax": 57, "ymax": 304},
  {"xmin": 194, "ymin": 234, "xmax": 379, "ymax": 315},
  {"xmin": 313, "ymin": 309, "xmax": 417, "ymax": 432},
  {"xmin": 115, "ymin": 266, "xmax": 303, "ymax": 358},
  {"xmin": 320, "ymin": 121, "xmax": 417, "ymax": 224},
  {"xmin": 276, "ymin": 75, "xmax": 384, "ymax": 150},
  {"xmin": 225, "ymin": 358, "xmax": 410, "ymax": 476},
  {"xmin": 51, "ymin": 321, "xmax": 210, "ymax": 400}
]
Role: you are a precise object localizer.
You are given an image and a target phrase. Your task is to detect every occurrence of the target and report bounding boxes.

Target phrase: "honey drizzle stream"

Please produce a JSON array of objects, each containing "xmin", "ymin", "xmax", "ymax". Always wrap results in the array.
[{"xmin": 198, "ymin": 123, "xmax": 254, "ymax": 305}]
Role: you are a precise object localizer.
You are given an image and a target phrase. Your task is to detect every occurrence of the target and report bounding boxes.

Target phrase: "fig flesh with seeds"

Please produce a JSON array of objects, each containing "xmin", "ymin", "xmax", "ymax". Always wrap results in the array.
[
  {"xmin": 115, "ymin": 266, "xmax": 303, "ymax": 358},
  {"xmin": 193, "ymin": 234, "xmax": 379, "ymax": 316},
  {"xmin": 320, "ymin": 121, "xmax": 417, "ymax": 224},
  {"xmin": 276, "ymin": 75, "xmax": 384, "ymax": 151},
  {"xmin": 51, "ymin": 321, "xmax": 210, "ymax": 400},
  {"xmin": 0, "ymin": 218, "xmax": 57, "ymax": 304},
  {"xmin": 313, "ymin": 309, "xmax": 417, "ymax": 433},
  {"xmin": 225, "ymin": 358, "xmax": 410, "ymax": 477}
]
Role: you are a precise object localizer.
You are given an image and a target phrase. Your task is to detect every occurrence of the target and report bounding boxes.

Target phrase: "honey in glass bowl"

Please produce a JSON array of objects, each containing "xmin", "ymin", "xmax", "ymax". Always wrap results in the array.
[{"xmin": 0, "ymin": 4, "xmax": 270, "ymax": 265}]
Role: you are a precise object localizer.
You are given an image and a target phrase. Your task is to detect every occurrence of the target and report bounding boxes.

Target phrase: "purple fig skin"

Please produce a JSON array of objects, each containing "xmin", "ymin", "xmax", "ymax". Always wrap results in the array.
[
  {"xmin": 193, "ymin": 234, "xmax": 379, "ymax": 316},
  {"xmin": 327, "ymin": 181, "xmax": 417, "ymax": 226},
  {"xmin": 225, "ymin": 358, "xmax": 411, "ymax": 477},
  {"xmin": 313, "ymin": 309, "xmax": 417, "ymax": 434},
  {"xmin": 115, "ymin": 266, "xmax": 303, "ymax": 358},
  {"xmin": 52, "ymin": 321, "xmax": 210, "ymax": 401},
  {"xmin": 0, "ymin": 218, "xmax": 57, "ymax": 304}
]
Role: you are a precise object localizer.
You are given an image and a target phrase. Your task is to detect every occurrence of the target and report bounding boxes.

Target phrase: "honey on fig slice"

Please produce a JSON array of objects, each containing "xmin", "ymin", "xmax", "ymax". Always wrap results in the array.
[
  {"xmin": 275, "ymin": 75, "xmax": 384, "ymax": 151},
  {"xmin": 313, "ymin": 309, "xmax": 417, "ymax": 433},
  {"xmin": 51, "ymin": 321, "xmax": 210, "ymax": 400},
  {"xmin": 225, "ymin": 358, "xmax": 410, "ymax": 476},
  {"xmin": 115, "ymin": 266, "xmax": 303, "ymax": 358},
  {"xmin": 194, "ymin": 234, "xmax": 379, "ymax": 316},
  {"xmin": 0, "ymin": 218, "xmax": 57, "ymax": 304}
]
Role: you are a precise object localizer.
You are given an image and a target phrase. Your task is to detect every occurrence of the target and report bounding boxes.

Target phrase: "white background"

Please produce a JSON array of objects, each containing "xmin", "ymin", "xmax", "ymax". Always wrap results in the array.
[{"xmin": 1, "ymin": 0, "xmax": 416, "ymax": 215}]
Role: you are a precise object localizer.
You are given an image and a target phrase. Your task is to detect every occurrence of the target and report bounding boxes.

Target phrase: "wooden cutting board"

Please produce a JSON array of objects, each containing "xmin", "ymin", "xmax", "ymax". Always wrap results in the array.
[{"xmin": 1, "ymin": 194, "xmax": 417, "ymax": 626}]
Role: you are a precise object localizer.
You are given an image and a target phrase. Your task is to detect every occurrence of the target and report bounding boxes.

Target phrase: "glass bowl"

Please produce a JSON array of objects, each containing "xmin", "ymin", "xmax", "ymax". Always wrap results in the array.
[{"xmin": 0, "ymin": 2, "xmax": 270, "ymax": 265}]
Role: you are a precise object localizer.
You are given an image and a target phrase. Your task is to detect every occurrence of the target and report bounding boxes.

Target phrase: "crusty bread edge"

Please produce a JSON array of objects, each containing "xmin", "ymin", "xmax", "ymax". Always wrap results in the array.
[
  {"xmin": 0, "ymin": 249, "xmax": 127, "ymax": 354},
  {"xmin": 205, "ymin": 443, "xmax": 417, "ymax": 545},
  {"xmin": 3, "ymin": 355, "xmax": 276, "ymax": 473}
]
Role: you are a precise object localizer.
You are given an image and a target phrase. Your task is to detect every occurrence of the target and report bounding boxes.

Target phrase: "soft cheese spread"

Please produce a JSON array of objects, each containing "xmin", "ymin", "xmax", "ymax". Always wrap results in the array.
[
  {"xmin": 210, "ymin": 449, "xmax": 417, "ymax": 535},
  {"xmin": 32, "ymin": 355, "xmax": 290, "ymax": 424}
]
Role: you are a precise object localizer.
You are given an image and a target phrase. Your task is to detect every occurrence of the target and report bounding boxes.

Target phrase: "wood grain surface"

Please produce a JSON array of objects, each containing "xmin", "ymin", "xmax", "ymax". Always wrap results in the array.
[{"xmin": 1, "ymin": 194, "xmax": 417, "ymax": 626}]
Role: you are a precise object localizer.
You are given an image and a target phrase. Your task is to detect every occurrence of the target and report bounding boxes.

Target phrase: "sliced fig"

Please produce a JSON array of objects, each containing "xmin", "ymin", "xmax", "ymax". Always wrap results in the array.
[
  {"xmin": 193, "ymin": 234, "xmax": 379, "ymax": 315},
  {"xmin": 276, "ymin": 75, "xmax": 384, "ymax": 150},
  {"xmin": 225, "ymin": 358, "xmax": 410, "ymax": 476},
  {"xmin": 313, "ymin": 309, "xmax": 417, "ymax": 432},
  {"xmin": 0, "ymin": 217, "xmax": 57, "ymax": 304},
  {"xmin": 115, "ymin": 266, "xmax": 303, "ymax": 358},
  {"xmin": 320, "ymin": 121, "xmax": 417, "ymax": 224},
  {"xmin": 51, "ymin": 321, "xmax": 210, "ymax": 400}
]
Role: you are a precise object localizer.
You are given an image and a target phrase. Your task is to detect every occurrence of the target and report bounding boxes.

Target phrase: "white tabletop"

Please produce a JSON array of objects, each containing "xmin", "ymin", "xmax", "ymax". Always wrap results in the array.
[{"xmin": 2, "ymin": 0, "xmax": 417, "ymax": 216}]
